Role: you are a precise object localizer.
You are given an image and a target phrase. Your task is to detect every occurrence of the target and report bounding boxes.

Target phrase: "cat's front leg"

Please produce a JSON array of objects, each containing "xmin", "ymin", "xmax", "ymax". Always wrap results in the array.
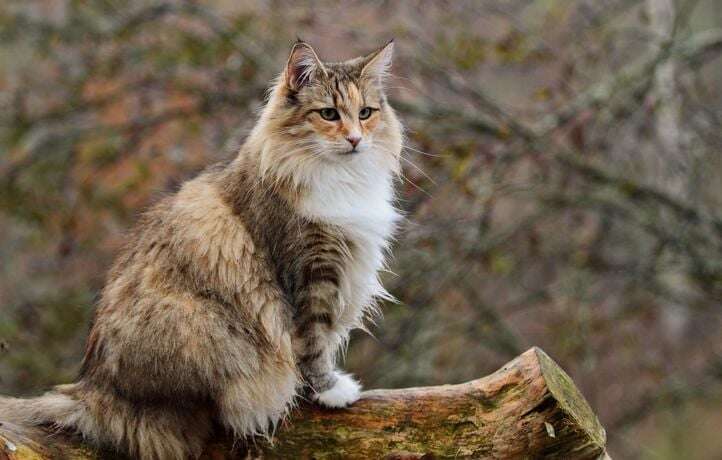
[
  {"xmin": 312, "ymin": 369, "xmax": 361, "ymax": 408},
  {"xmin": 293, "ymin": 265, "xmax": 361, "ymax": 408}
]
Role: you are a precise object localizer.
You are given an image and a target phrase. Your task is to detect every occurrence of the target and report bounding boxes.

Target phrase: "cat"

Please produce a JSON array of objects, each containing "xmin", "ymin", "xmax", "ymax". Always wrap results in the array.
[{"xmin": 0, "ymin": 40, "xmax": 402, "ymax": 459}]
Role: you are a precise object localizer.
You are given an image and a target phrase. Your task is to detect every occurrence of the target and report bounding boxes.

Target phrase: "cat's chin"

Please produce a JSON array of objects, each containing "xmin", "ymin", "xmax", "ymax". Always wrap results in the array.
[
  {"xmin": 325, "ymin": 147, "xmax": 364, "ymax": 157},
  {"xmin": 314, "ymin": 142, "xmax": 368, "ymax": 158},
  {"xmin": 314, "ymin": 150, "xmax": 363, "ymax": 163},
  {"xmin": 330, "ymin": 147, "xmax": 372, "ymax": 160}
]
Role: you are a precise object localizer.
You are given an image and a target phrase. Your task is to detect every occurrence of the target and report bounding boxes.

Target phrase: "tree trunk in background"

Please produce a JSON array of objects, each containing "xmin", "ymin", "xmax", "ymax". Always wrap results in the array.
[
  {"xmin": 645, "ymin": 0, "xmax": 696, "ymax": 350},
  {"xmin": 0, "ymin": 348, "xmax": 608, "ymax": 459},
  {"xmin": 647, "ymin": 0, "xmax": 691, "ymax": 197}
]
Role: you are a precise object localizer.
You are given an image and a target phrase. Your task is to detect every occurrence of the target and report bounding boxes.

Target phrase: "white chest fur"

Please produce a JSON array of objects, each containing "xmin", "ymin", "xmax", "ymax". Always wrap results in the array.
[{"xmin": 298, "ymin": 161, "xmax": 400, "ymax": 328}]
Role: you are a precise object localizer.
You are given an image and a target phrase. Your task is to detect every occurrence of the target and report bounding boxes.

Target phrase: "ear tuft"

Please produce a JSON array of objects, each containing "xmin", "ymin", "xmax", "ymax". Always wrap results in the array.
[
  {"xmin": 285, "ymin": 41, "xmax": 325, "ymax": 91},
  {"xmin": 361, "ymin": 40, "xmax": 394, "ymax": 81}
]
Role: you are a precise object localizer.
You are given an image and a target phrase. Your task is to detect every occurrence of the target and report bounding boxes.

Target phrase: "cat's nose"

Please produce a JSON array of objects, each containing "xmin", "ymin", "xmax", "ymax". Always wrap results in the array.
[{"xmin": 346, "ymin": 135, "xmax": 361, "ymax": 149}]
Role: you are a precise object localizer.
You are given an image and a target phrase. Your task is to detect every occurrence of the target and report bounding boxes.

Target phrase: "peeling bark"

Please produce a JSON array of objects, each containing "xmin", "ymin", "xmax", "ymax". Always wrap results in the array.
[{"xmin": 0, "ymin": 348, "xmax": 608, "ymax": 459}]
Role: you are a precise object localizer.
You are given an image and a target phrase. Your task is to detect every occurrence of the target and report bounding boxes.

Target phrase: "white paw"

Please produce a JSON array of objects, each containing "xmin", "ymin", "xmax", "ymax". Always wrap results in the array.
[{"xmin": 313, "ymin": 372, "xmax": 361, "ymax": 408}]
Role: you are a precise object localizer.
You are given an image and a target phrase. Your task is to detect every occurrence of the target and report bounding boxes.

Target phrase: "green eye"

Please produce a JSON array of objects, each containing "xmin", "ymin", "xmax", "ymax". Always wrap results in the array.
[
  {"xmin": 319, "ymin": 108, "xmax": 340, "ymax": 121},
  {"xmin": 359, "ymin": 107, "xmax": 373, "ymax": 120}
]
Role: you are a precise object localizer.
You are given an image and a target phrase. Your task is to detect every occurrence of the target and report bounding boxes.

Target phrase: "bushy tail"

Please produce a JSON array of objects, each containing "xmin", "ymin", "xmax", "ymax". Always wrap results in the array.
[
  {"xmin": 0, "ymin": 383, "xmax": 85, "ymax": 431},
  {"xmin": 0, "ymin": 383, "xmax": 213, "ymax": 459}
]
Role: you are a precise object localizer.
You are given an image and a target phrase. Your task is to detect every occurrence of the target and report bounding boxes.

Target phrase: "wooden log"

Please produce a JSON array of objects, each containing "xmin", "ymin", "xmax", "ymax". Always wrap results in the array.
[{"xmin": 0, "ymin": 347, "xmax": 608, "ymax": 459}]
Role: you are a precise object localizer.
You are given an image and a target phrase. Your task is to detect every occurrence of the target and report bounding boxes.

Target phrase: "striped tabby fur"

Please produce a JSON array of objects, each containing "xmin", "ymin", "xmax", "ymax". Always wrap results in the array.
[{"xmin": 0, "ymin": 40, "xmax": 402, "ymax": 459}]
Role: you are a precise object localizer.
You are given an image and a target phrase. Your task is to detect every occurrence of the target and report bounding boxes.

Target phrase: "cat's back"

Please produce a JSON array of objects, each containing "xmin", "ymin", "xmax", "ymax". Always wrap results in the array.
[
  {"xmin": 82, "ymin": 166, "xmax": 295, "ymax": 408},
  {"xmin": 102, "ymin": 165, "xmax": 277, "ymax": 314}
]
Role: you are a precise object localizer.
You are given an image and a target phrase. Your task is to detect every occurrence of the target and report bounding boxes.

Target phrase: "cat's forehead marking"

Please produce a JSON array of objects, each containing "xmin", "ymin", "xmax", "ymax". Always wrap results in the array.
[
  {"xmin": 344, "ymin": 82, "xmax": 363, "ymax": 109},
  {"xmin": 322, "ymin": 64, "xmax": 375, "ymax": 110},
  {"xmin": 325, "ymin": 62, "xmax": 359, "ymax": 80}
]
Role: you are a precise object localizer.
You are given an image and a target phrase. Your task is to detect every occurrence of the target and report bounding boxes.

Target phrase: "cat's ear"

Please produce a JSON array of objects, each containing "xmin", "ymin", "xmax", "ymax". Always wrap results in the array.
[
  {"xmin": 360, "ymin": 40, "xmax": 394, "ymax": 82},
  {"xmin": 285, "ymin": 41, "xmax": 326, "ymax": 91}
]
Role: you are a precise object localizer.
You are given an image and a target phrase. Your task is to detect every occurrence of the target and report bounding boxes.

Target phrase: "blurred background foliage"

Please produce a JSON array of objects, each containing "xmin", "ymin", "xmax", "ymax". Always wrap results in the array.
[{"xmin": 1, "ymin": 1, "xmax": 721, "ymax": 458}]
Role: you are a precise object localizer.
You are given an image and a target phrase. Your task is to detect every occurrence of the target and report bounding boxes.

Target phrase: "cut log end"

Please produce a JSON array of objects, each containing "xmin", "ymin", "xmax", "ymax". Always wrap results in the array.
[{"xmin": 0, "ymin": 347, "xmax": 609, "ymax": 459}]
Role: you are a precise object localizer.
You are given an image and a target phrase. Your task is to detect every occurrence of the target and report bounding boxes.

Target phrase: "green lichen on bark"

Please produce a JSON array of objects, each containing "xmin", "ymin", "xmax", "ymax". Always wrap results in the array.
[{"xmin": 534, "ymin": 347, "xmax": 607, "ymax": 452}]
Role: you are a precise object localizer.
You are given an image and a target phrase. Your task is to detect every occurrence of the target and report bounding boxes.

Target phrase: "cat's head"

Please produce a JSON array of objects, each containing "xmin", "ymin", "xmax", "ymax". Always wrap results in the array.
[{"xmin": 254, "ymin": 40, "xmax": 402, "ymax": 188}]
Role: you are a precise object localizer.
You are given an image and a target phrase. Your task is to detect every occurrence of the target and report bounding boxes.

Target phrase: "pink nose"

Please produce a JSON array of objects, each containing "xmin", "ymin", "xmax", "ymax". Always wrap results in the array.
[{"xmin": 346, "ymin": 136, "xmax": 361, "ymax": 148}]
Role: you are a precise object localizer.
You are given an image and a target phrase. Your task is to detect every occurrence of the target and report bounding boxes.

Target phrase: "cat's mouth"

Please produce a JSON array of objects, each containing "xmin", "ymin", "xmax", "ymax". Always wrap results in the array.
[{"xmin": 340, "ymin": 147, "xmax": 360, "ymax": 155}]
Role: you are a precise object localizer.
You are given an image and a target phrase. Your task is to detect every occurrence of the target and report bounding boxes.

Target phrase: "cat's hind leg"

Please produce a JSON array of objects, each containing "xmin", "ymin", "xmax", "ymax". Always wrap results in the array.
[{"xmin": 216, "ymin": 335, "xmax": 299, "ymax": 438}]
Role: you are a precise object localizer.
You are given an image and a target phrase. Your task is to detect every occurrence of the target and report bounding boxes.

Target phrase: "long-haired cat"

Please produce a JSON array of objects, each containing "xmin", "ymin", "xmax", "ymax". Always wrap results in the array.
[{"xmin": 0, "ymin": 40, "xmax": 402, "ymax": 459}]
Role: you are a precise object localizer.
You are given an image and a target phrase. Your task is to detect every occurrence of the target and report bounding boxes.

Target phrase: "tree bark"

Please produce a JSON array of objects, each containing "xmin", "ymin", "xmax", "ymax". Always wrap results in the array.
[{"xmin": 0, "ymin": 347, "xmax": 608, "ymax": 459}]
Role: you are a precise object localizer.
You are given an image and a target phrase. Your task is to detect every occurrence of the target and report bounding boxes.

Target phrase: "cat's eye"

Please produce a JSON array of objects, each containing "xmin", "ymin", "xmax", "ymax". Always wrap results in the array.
[
  {"xmin": 359, "ymin": 107, "xmax": 374, "ymax": 120},
  {"xmin": 319, "ymin": 108, "xmax": 340, "ymax": 121}
]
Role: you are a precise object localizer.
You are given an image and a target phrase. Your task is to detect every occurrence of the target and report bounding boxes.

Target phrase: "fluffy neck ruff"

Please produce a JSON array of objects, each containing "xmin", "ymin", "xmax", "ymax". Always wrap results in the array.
[{"xmin": 235, "ymin": 86, "xmax": 402, "ymax": 239}]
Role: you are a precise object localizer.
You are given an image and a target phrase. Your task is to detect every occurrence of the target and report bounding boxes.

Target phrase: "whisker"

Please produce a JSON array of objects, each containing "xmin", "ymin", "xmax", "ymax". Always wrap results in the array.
[
  {"xmin": 400, "ymin": 156, "xmax": 436, "ymax": 185},
  {"xmin": 403, "ymin": 145, "xmax": 444, "ymax": 158},
  {"xmin": 399, "ymin": 170, "xmax": 432, "ymax": 197}
]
